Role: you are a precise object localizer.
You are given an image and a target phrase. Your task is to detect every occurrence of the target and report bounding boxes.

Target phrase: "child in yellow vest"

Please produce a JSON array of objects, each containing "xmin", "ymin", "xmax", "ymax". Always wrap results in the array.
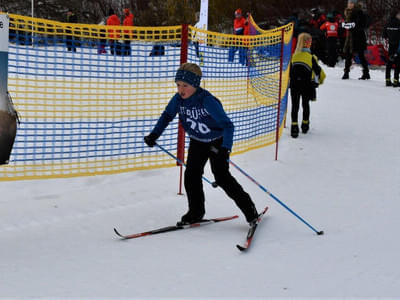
[{"xmin": 290, "ymin": 33, "xmax": 326, "ymax": 138}]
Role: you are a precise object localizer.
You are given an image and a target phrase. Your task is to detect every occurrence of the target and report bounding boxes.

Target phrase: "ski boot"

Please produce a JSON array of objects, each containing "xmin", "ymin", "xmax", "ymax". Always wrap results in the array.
[
  {"xmin": 246, "ymin": 205, "xmax": 259, "ymax": 226},
  {"xmin": 342, "ymin": 71, "xmax": 349, "ymax": 80},
  {"xmin": 386, "ymin": 79, "xmax": 392, "ymax": 87},
  {"xmin": 291, "ymin": 122, "xmax": 299, "ymax": 138},
  {"xmin": 393, "ymin": 79, "xmax": 399, "ymax": 87},
  {"xmin": 177, "ymin": 210, "xmax": 205, "ymax": 226},
  {"xmin": 301, "ymin": 120, "xmax": 310, "ymax": 134},
  {"xmin": 359, "ymin": 70, "xmax": 370, "ymax": 80}
]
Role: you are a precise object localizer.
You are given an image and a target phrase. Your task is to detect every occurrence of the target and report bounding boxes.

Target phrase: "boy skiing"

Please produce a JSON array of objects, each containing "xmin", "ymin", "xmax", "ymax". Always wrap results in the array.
[
  {"xmin": 144, "ymin": 63, "xmax": 259, "ymax": 226},
  {"xmin": 290, "ymin": 33, "xmax": 326, "ymax": 138}
]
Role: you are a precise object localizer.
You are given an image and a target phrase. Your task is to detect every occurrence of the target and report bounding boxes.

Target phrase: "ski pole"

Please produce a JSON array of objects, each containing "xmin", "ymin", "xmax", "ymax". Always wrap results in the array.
[
  {"xmin": 229, "ymin": 159, "xmax": 324, "ymax": 235},
  {"xmin": 155, "ymin": 142, "xmax": 218, "ymax": 188}
]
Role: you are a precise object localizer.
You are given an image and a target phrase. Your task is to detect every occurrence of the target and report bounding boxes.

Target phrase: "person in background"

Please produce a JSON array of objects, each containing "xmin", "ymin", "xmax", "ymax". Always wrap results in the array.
[
  {"xmin": 144, "ymin": 63, "xmax": 259, "ymax": 226},
  {"xmin": 383, "ymin": 9, "xmax": 400, "ymax": 87},
  {"xmin": 289, "ymin": 33, "xmax": 326, "ymax": 138},
  {"xmin": 309, "ymin": 8, "xmax": 327, "ymax": 29},
  {"xmin": 122, "ymin": 8, "xmax": 134, "ymax": 56},
  {"xmin": 228, "ymin": 8, "xmax": 249, "ymax": 65},
  {"xmin": 320, "ymin": 13, "xmax": 339, "ymax": 67},
  {"xmin": 309, "ymin": 8, "xmax": 327, "ymax": 63},
  {"xmin": 106, "ymin": 8, "xmax": 121, "ymax": 56},
  {"xmin": 287, "ymin": 12, "xmax": 300, "ymax": 54},
  {"xmin": 342, "ymin": 0, "xmax": 370, "ymax": 80},
  {"xmin": 333, "ymin": 10, "xmax": 346, "ymax": 59},
  {"xmin": 192, "ymin": 12, "xmax": 202, "ymax": 60},
  {"xmin": 66, "ymin": 10, "xmax": 77, "ymax": 52},
  {"xmin": 98, "ymin": 16, "xmax": 107, "ymax": 54}
]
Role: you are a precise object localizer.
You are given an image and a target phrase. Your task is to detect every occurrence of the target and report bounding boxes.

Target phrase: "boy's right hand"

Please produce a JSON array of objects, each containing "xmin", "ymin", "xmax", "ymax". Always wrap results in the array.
[{"xmin": 144, "ymin": 133, "xmax": 158, "ymax": 147}]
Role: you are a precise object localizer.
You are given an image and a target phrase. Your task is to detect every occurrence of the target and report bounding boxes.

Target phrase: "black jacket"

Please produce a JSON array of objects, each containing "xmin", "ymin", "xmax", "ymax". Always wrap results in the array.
[
  {"xmin": 344, "ymin": 7, "xmax": 368, "ymax": 53},
  {"xmin": 383, "ymin": 17, "xmax": 400, "ymax": 47}
]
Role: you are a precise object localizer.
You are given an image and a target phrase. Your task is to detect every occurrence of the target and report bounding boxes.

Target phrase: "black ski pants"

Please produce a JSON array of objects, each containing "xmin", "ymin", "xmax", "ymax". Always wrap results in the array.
[
  {"xmin": 326, "ymin": 37, "xmax": 338, "ymax": 67},
  {"xmin": 344, "ymin": 49, "xmax": 369, "ymax": 73},
  {"xmin": 386, "ymin": 43, "xmax": 400, "ymax": 81},
  {"xmin": 291, "ymin": 88, "xmax": 310, "ymax": 124},
  {"xmin": 184, "ymin": 138, "xmax": 256, "ymax": 222}
]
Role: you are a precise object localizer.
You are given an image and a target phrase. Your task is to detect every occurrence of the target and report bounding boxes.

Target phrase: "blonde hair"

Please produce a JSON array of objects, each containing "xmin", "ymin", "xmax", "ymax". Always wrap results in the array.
[
  {"xmin": 295, "ymin": 33, "xmax": 312, "ymax": 54},
  {"xmin": 178, "ymin": 63, "xmax": 202, "ymax": 77}
]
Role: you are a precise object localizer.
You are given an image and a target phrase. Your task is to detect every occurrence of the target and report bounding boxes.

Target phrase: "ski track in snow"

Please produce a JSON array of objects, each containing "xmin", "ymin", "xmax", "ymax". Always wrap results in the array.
[{"xmin": 0, "ymin": 64, "xmax": 399, "ymax": 298}]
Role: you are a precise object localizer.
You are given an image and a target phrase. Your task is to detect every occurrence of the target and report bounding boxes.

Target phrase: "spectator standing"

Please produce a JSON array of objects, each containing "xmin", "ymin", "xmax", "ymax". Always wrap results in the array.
[
  {"xmin": 320, "ymin": 13, "xmax": 339, "ymax": 67},
  {"xmin": 107, "ymin": 8, "xmax": 121, "ymax": 56},
  {"xmin": 334, "ymin": 10, "xmax": 346, "ymax": 59},
  {"xmin": 383, "ymin": 9, "xmax": 400, "ymax": 87},
  {"xmin": 342, "ymin": 0, "xmax": 370, "ymax": 80},
  {"xmin": 98, "ymin": 17, "xmax": 107, "ymax": 54},
  {"xmin": 66, "ymin": 10, "xmax": 77, "ymax": 52},
  {"xmin": 309, "ymin": 8, "xmax": 327, "ymax": 63},
  {"xmin": 122, "ymin": 8, "xmax": 134, "ymax": 56},
  {"xmin": 309, "ymin": 8, "xmax": 327, "ymax": 29},
  {"xmin": 228, "ymin": 9, "xmax": 249, "ymax": 65}
]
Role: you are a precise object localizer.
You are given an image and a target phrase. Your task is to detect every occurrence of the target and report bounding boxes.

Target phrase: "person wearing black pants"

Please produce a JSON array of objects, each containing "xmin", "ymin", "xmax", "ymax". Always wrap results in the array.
[
  {"xmin": 144, "ymin": 63, "xmax": 258, "ymax": 226},
  {"xmin": 290, "ymin": 33, "xmax": 326, "ymax": 138},
  {"xmin": 290, "ymin": 91, "xmax": 310, "ymax": 132},
  {"xmin": 342, "ymin": 0, "xmax": 370, "ymax": 80},
  {"xmin": 184, "ymin": 138, "xmax": 256, "ymax": 224},
  {"xmin": 383, "ymin": 10, "xmax": 400, "ymax": 87}
]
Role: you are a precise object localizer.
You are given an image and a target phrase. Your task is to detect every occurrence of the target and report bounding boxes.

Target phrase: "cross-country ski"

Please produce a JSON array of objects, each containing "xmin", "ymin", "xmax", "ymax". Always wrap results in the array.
[
  {"xmin": 237, "ymin": 206, "xmax": 269, "ymax": 251},
  {"xmin": 114, "ymin": 215, "xmax": 238, "ymax": 240}
]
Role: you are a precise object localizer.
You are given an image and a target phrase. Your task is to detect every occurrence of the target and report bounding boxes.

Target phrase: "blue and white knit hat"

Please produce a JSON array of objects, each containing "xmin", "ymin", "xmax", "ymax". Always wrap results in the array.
[{"xmin": 175, "ymin": 69, "xmax": 202, "ymax": 88}]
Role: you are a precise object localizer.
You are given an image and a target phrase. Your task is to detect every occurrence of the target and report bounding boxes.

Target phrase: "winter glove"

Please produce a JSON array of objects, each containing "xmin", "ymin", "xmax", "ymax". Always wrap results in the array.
[
  {"xmin": 342, "ymin": 22, "xmax": 355, "ymax": 29},
  {"xmin": 144, "ymin": 133, "xmax": 158, "ymax": 147},
  {"xmin": 389, "ymin": 53, "xmax": 398, "ymax": 62}
]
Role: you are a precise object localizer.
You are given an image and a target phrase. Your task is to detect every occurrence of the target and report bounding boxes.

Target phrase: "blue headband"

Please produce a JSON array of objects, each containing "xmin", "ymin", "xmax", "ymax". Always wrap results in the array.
[{"xmin": 175, "ymin": 69, "xmax": 201, "ymax": 88}]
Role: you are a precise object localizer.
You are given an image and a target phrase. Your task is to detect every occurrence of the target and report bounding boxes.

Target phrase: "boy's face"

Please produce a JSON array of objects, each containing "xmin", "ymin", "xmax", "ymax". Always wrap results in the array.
[{"xmin": 176, "ymin": 81, "xmax": 197, "ymax": 99}]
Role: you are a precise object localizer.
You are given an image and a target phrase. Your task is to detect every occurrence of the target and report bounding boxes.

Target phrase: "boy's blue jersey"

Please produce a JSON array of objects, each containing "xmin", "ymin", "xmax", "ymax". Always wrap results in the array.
[{"xmin": 151, "ymin": 87, "xmax": 234, "ymax": 150}]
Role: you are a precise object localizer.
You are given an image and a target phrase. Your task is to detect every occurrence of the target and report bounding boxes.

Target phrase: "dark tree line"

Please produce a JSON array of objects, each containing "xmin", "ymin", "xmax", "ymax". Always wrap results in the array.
[{"xmin": 1, "ymin": 0, "xmax": 399, "ymax": 31}]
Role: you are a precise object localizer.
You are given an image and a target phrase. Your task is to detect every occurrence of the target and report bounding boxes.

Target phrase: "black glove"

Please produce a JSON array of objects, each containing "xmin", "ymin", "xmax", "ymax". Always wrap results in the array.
[
  {"xmin": 311, "ymin": 81, "xmax": 319, "ymax": 88},
  {"xmin": 144, "ymin": 133, "xmax": 158, "ymax": 147}
]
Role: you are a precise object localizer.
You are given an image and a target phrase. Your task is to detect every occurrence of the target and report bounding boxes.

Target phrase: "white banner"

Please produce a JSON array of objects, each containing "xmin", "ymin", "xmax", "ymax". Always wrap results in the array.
[
  {"xmin": 0, "ymin": 14, "xmax": 9, "ymax": 52},
  {"xmin": 198, "ymin": 0, "xmax": 208, "ymax": 31}
]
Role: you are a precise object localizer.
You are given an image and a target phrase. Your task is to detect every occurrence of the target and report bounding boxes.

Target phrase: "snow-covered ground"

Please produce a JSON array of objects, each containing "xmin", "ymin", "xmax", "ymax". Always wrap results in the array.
[{"xmin": 0, "ymin": 64, "xmax": 399, "ymax": 298}]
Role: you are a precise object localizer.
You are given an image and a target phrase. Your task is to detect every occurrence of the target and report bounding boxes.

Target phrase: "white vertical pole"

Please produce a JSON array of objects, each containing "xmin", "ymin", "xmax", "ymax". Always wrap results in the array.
[{"xmin": 199, "ymin": 0, "xmax": 208, "ymax": 31}]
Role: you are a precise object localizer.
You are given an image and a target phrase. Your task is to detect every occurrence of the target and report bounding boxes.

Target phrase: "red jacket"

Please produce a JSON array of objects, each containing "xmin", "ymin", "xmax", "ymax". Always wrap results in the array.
[
  {"xmin": 123, "ymin": 13, "xmax": 134, "ymax": 38},
  {"xmin": 107, "ymin": 14, "xmax": 121, "ymax": 39},
  {"xmin": 123, "ymin": 13, "xmax": 134, "ymax": 27},
  {"xmin": 310, "ymin": 14, "xmax": 326, "ymax": 29},
  {"xmin": 234, "ymin": 16, "xmax": 248, "ymax": 35},
  {"xmin": 320, "ymin": 21, "xmax": 339, "ymax": 38}
]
